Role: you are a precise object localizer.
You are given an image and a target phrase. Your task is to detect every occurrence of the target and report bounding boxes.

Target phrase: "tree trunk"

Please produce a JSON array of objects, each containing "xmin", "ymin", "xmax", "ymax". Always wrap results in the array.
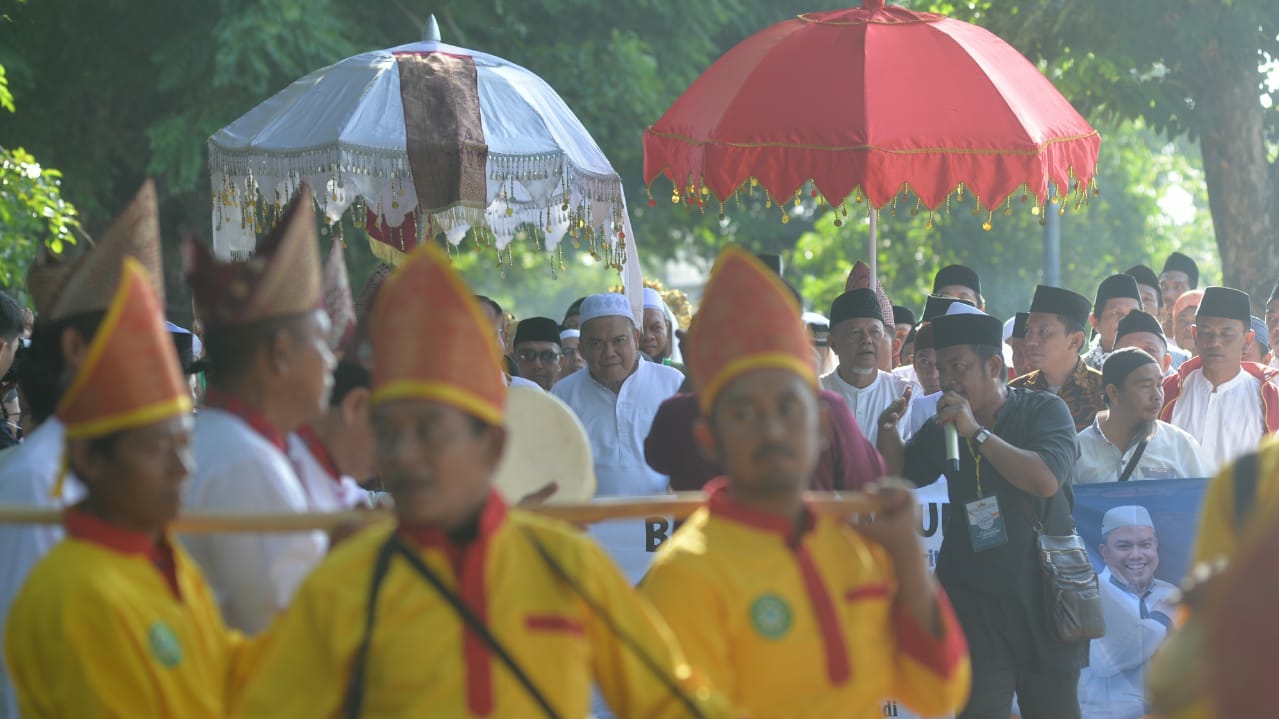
[{"xmin": 1196, "ymin": 50, "xmax": 1279, "ymax": 312}]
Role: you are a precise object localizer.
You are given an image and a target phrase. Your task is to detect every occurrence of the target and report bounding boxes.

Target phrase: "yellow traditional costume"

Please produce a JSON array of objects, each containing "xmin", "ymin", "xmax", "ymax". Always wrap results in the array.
[
  {"xmin": 4, "ymin": 259, "xmax": 249, "ymax": 718},
  {"xmin": 1191, "ymin": 435, "xmax": 1279, "ymax": 564},
  {"xmin": 640, "ymin": 247, "xmax": 971, "ymax": 718},
  {"xmin": 234, "ymin": 242, "xmax": 735, "ymax": 718}
]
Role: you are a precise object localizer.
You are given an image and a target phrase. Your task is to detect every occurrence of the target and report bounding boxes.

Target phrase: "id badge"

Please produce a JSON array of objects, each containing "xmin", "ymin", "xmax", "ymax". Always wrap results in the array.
[{"xmin": 965, "ymin": 496, "xmax": 1008, "ymax": 552}]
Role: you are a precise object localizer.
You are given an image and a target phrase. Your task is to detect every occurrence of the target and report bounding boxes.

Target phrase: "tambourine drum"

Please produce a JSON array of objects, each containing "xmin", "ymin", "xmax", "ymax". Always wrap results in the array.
[{"xmin": 493, "ymin": 385, "xmax": 596, "ymax": 503}]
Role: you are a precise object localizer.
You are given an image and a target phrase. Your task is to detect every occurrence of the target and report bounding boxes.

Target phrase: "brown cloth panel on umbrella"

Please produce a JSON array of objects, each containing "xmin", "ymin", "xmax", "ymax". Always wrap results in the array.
[{"xmin": 394, "ymin": 52, "xmax": 488, "ymax": 222}]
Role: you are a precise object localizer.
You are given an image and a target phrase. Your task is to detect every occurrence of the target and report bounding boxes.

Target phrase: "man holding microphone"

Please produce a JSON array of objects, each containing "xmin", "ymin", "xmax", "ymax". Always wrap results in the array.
[{"xmin": 877, "ymin": 308, "xmax": 1088, "ymax": 719}]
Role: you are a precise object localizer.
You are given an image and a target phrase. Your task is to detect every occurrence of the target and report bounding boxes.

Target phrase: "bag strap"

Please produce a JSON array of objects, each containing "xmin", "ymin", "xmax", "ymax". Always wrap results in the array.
[
  {"xmin": 1012, "ymin": 492, "xmax": 1045, "ymax": 535},
  {"xmin": 1233, "ymin": 450, "xmax": 1261, "ymax": 527},
  {"xmin": 341, "ymin": 535, "xmax": 398, "ymax": 719},
  {"xmin": 519, "ymin": 526, "xmax": 707, "ymax": 719},
  {"xmin": 342, "ymin": 533, "xmax": 563, "ymax": 719},
  {"xmin": 1118, "ymin": 439, "xmax": 1150, "ymax": 482}
]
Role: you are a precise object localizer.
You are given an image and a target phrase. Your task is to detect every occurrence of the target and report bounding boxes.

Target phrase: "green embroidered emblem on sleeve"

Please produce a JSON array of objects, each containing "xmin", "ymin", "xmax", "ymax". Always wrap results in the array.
[
  {"xmin": 750, "ymin": 594, "xmax": 792, "ymax": 639},
  {"xmin": 148, "ymin": 622, "xmax": 183, "ymax": 668}
]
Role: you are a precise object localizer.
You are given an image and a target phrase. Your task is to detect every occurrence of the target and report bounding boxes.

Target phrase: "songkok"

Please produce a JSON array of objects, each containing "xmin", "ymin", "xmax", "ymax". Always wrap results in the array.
[
  {"xmin": 188, "ymin": 185, "xmax": 322, "ymax": 331},
  {"xmin": 755, "ymin": 253, "xmax": 784, "ymax": 276},
  {"xmin": 1162, "ymin": 252, "xmax": 1200, "ymax": 289},
  {"xmin": 830, "ymin": 288, "xmax": 884, "ymax": 326},
  {"xmin": 1173, "ymin": 289, "xmax": 1204, "ymax": 320},
  {"xmin": 1029, "ymin": 285, "xmax": 1092, "ymax": 331},
  {"xmin": 44, "ymin": 180, "xmax": 166, "ymax": 324},
  {"xmin": 321, "ymin": 236, "xmax": 357, "ymax": 353},
  {"xmin": 559, "ymin": 328, "xmax": 580, "ymax": 342},
  {"xmin": 931, "ymin": 312, "xmax": 1003, "ymax": 350},
  {"xmin": 921, "ymin": 295, "xmax": 974, "ymax": 323},
  {"xmin": 1115, "ymin": 311, "xmax": 1165, "ymax": 344},
  {"xmin": 1196, "ymin": 287, "xmax": 1251, "ymax": 326},
  {"xmin": 1007, "ymin": 312, "xmax": 1029, "ymax": 342},
  {"xmin": 1125, "ymin": 264, "xmax": 1161, "ymax": 296},
  {"xmin": 844, "ymin": 261, "xmax": 893, "ymax": 328},
  {"xmin": 642, "ymin": 287, "xmax": 664, "ymax": 310},
  {"xmin": 1252, "ymin": 316, "xmax": 1270, "ymax": 353},
  {"xmin": 1102, "ymin": 347, "xmax": 1158, "ymax": 390},
  {"xmin": 892, "ymin": 305, "xmax": 916, "ymax": 327},
  {"xmin": 1101, "ymin": 505, "xmax": 1154, "ymax": 537},
  {"xmin": 514, "ymin": 317, "xmax": 562, "ymax": 346},
  {"xmin": 933, "ymin": 264, "xmax": 981, "ymax": 297},
  {"xmin": 56, "ymin": 258, "xmax": 192, "ymax": 441},
  {"xmin": 1093, "ymin": 274, "xmax": 1141, "ymax": 316},
  {"xmin": 687, "ymin": 247, "xmax": 813, "ymax": 413},
  {"xmin": 370, "ymin": 242, "xmax": 505, "ymax": 426},
  {"xmin": 579, "ymin": 293, "xmax": 633, "ymax": 327},
  {"xmin": 915, "ymin": 322, "xmax": 935, "ymax": 351},
  {"xmin": 1269, "ymin": 279, "xmax": 1279, "ymax": 305}
]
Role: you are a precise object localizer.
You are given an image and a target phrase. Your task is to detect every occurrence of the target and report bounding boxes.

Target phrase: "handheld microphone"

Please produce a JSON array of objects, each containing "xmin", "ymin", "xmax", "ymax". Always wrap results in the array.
[{"xmin": 944, "ymin": 423, "xmax": 960, "ymax": 474}]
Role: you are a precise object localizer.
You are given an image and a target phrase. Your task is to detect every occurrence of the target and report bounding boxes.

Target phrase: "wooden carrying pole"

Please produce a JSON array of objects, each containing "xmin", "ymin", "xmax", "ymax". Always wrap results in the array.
[{"xmin": 0, "ymin": 491, "xmax": 883, "ymax": 533}]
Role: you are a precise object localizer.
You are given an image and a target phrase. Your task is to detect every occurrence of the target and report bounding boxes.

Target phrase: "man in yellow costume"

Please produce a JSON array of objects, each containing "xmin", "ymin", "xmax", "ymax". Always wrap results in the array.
[
  {"xmin": 234, "ymin": 243, "xmax": 736, "ymax": 718},
  {"xmin": 640, "ymin": 247, "xmax": 971, "ymax": 718},
  {"xmin": 5, "ymin": 259, "xmax": 247, "ymax": 718}
]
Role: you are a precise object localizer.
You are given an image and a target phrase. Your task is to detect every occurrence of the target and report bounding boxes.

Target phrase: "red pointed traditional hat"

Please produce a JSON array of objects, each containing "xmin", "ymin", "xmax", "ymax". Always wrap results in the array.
[
  {"xmin": 687, "ymin": 246, "xmax": 815, "ymax": 412},
  {"xmin": 187, "ymin": 185, "xmax": 321, "ymax": 331},
  {"xmin": 56, "ymin": 257, "xmax": 192, "ymax": 440},
  {"xmin": 370, "ymin": 242, "xmax": 505, "ymax": 426}
]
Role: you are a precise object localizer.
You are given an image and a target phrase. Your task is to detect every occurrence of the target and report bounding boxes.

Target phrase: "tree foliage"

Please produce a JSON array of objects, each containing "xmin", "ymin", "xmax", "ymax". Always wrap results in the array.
[
  {"xmin": 942, "ymin": 0, "xmax": 1279, "ymax": 308},
  {"xmin": 0, "ymin": 24, "xmax": 79, "ymax": 293},
  {"xmin": 0, "ymin": 0, "xmax": 1244, "ymax": 319}
]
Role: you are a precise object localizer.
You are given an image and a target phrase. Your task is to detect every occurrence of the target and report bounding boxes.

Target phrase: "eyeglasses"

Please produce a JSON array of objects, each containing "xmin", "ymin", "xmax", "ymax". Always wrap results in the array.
[{"xmin": 516, "ymin": 349, "xmax": 561, "ymax": 364}]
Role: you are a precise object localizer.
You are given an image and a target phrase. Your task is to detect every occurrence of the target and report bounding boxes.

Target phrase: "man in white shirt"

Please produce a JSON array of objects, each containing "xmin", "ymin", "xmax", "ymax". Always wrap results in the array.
[
  {"xmin": 1079, "ymin": 505, "xmax": 1178, "ymax": 719},
  {"xmin": 1084, "ymin": 274, "xmax": 1143, "ymax": 371},
  {"xmin": 0, "ymin": 180, "xmax": 168, "ymax": 719},
  {"xmin": 559, "ymin": 328, "xmax": 587, "ymax": 378},
  {"xmin": 1077, "ymin": 348, "xmax": 1207, "ymax": 484},
  {"xmin": 288, "ymin": 360, "xmax": 375, "ymax": 511},
  {"xmin": 552, "ymin": 293, "xmax": 683, "ymax": 496},
  {"xmin": 183, "ymin": 187, "xmax": 336, "ymax": 634},
  {"xmin": 820, "ymin": 287, "xmax": 916, "ymax": 445},
  {"xmin": 1160, "ymin": 286, "xmax": 1279, "ymax": 475},
  {"xmin": 1113, "ymin": 310, "xmax": 1173, "ymax": 375}
]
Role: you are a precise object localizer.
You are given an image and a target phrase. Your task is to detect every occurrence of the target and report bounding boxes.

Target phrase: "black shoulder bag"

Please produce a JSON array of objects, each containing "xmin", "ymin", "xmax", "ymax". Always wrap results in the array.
[
  {"xmin": 1017, "ymin": 492, "xmax": 1107, "ymax": 643},
  {"xmin": 1117, "ymin": 439, "xmax": 1149, "ymax": 482},
  {"xmin": 341, "ymin": 533, "xmax": 562, "ymax": 719}
]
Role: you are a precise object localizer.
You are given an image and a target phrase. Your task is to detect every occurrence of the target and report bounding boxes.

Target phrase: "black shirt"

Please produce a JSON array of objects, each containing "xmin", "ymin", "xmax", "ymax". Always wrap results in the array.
[{"xmin": 904, "ymin": 387, "xmax": 1079, "ymax": 597}]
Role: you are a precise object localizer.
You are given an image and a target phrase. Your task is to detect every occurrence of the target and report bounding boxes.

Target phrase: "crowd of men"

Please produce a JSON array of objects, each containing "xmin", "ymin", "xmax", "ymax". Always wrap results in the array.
[{"xmin": 0, "ymin": 177, "xmax": 1275, "ymax": 718}]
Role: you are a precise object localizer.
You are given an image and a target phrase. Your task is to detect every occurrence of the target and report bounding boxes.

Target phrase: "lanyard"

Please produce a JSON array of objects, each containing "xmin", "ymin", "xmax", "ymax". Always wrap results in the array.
[{"xmin": 965, "ymin": 438, "xmax": 985, "ymax": 498}]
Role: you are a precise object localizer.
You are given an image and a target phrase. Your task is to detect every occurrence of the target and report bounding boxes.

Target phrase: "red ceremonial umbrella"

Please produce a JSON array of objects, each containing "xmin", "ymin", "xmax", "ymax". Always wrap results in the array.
[{"xmin": 643, "ymin": 0, "xmax": 1100, "ymax": 277}]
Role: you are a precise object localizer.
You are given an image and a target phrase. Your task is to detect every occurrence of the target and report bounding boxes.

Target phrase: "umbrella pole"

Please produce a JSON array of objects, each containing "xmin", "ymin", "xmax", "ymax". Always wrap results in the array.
[{"xmin": 868, "ymin": 208, "xmax": 878, "ymax": 284}]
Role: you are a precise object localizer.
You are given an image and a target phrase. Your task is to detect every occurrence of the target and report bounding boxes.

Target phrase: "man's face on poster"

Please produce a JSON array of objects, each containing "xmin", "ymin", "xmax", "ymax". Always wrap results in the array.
[{"xmin": 1100, "ymin": 524, "xmax": 1159, "ymax": 592}]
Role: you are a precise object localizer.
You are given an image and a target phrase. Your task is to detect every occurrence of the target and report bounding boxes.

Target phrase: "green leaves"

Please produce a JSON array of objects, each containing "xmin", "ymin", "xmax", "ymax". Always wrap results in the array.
[{"xmin": 0, "ymin": 145, "xmax": 80, "ymax": 289}]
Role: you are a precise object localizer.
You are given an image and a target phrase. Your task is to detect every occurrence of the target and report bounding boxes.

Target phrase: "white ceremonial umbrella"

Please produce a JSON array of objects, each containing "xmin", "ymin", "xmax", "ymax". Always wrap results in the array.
[{"xmin": 210, "ymin": 17, "xmax": 644, "ymax": 316}]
